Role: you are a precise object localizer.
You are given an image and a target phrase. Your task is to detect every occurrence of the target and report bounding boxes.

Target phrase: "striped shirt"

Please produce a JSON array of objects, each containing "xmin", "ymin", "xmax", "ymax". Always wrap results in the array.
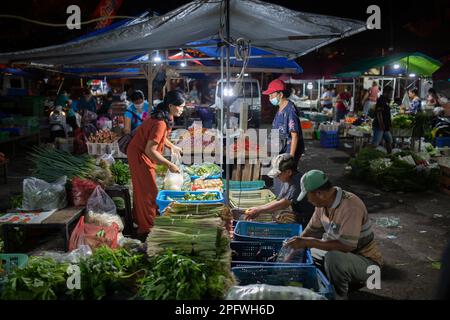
[{"xmin": 305, "ymin": 187, "xmax": 383, "ymax": 266}]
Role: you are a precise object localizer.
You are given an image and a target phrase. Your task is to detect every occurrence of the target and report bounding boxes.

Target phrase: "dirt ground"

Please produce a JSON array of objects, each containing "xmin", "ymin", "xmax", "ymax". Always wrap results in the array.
[{"xmin": 1, "ymin": 139, "xmax": 449, "ymax": 300}]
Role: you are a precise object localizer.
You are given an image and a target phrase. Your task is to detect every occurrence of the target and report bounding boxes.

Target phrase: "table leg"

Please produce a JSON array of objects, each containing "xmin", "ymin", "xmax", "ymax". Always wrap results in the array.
[{"xmin": 63, "ymin": 225, "xmax": 70, "ymax": 252}]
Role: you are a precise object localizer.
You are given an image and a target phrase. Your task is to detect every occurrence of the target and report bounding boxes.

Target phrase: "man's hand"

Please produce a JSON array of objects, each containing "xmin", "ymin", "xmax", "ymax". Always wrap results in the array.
[
  {"xmin": 244, "ymin": 207, "xmax": 260, "ymax": 220},
  {"xmin": 283, "ymin": 236, "xmax": 309, "ymax": 250}
]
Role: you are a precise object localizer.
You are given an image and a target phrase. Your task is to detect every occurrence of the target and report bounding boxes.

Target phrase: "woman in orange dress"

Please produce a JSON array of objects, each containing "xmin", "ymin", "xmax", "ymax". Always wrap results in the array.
[{"xmin": 127, "ymin": 90, "xmax": 185, "ymax": 238}]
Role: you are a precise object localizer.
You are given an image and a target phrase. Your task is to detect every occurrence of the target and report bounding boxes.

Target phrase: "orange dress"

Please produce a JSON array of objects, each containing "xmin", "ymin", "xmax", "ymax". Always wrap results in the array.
[{"xmin": 127, "ymin": 117, "xmax": 167, "ymax": 234}]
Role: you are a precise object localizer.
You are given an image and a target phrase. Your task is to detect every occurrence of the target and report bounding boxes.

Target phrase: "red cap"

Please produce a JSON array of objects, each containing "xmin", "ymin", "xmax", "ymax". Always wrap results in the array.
[{"xmin": 263, "ymin": 79, "xmax": 286, "ymax": 95}]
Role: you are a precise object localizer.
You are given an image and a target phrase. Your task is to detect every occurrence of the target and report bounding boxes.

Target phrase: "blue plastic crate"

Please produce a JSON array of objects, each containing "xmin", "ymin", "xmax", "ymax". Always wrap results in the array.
[
  {"xmin": 320, "ymin": 130, "xmax": 339, "ymax": 148},
  {"xmin": 234, "ymin": 221, "xmax": 302, "ymax": 241},
  {"xmin": 156, "ymin": 190, "xmax": 224, "ymax": 214},
  {"xmin": 231, "ymin": 265, "xmax": 334, "ymax": 300},
  {"xmin": 0, "ymin": 254, "xmax": 28, "ymax": 272},
  {"xmin": 230, "ymin": 240, "xmax": 313, "ymax": 267},
  {"xmin": 223, "ymin": 180, "xmax": 266, "ymax": 191},
  {"xmin": 436, "ymin": 136, "xmax": 450, "ymax": 148}
]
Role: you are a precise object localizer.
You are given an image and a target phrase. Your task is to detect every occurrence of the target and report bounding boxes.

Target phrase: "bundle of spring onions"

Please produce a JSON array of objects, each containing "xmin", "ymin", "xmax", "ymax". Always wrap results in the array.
[{"xmin": 30, "ymin": 146, "xmax": 96, "ymax": 182}]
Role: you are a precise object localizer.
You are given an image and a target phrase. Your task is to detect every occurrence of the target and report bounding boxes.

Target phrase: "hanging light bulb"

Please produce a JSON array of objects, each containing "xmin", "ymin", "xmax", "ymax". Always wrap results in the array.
[
  {"xmin": 393, "ymin": 64, "xmax": 400, "ymax": 69},
  {"xmin": 180, "ymin": 61, "xmax": 187, "ymax": 68},
  {"xmin": 224, "ymin": 87, "xmax": 234, "ymax": 97},
  {"xmin": 152, "ymin": 51, "xmax": 162, "ymax": 63},
  {"xmin": 409, "ymin": 73, "xmax": 416, "ymax": 78}
]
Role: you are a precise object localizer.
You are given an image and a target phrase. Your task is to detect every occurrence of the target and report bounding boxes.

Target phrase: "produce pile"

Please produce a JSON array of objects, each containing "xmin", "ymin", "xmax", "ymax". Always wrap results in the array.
[
  {"xmin": 192, "ymin": 178, "xmax": 223, "ymax": 191},
  {"xmin": 181, "ymin": 192, "xmax": 219, "ymax": 201},
  {"xmin": 145, "ymin": 203, "xmax": 234, "ymax": 299},
  {"xmin": 30, "ymin": 146, "xmax": 115, "ymax": 188},
  {"xmin": 175, "ymin": 128, "xmax": 217, "ymax": 150},
  {"xmin": 231, "ymin": 137, "xmax": 260, "ymax": 152},
  {"xmin": 110, "ymin": 161, "xmax": 131, "ymax": 186},
  {"xmin": 392, "ymin": 114, "xmax": 414, "ymax": 129},
  {"xmin": 349, "ymin": 147, "xmax": 440, "ymax": 192},
  {"xmin": 184, "ymin": 163, "xmax": 222, "ymax": 178},
  {"xmin": 87, "ymin": 129, "xmax": 118, "ymax": 143}
]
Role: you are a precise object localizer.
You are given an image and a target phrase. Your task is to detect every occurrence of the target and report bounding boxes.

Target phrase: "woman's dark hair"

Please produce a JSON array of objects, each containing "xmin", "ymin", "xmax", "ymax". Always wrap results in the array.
[
  {"xmin": 130, "ymin": 90, "xmax": 145, "ymax": 102},
  {"xmin": 83, "ymin": 88, "xmax": 91, "ymax": 96},
  {"xmin": 408, "ymin": 87, "xmax": 419, "ymax": 96},
  {"xmin": 428, "ymin": 88, "xmax": 437, "ymax": 95},
  {"xmin": 151, "ymin": 90, "xmax": 185, "ymax": 127}
]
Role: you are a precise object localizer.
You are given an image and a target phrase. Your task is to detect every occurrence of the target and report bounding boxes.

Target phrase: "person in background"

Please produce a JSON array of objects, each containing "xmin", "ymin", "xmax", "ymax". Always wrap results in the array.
[
  {"xmin": 407, "ymin": 87, "xmax": 422, "ymax": 114},
  {"xmin": 189, "ymin": 83, "xmax": 201, "ymax": 105},
  {"xmin": 263, "ymin": 79, "xmax": 305, "ymax": 195},
  {"xmin": 370, "ymin": 86, "xmax": 393, "ymax": 154},
  {"xmin": 56, "ymin": 90, "xmax": 71, "ymax": 110},
  {"xmin": 426, "ymin": 88, "xmax": 439, "ymax": 108},
  {"xmin": 283, "ymin": 170, "xmax": 383, "ymax": 300},
  {"xmin": 127, "ymin": 90, "xmax": 185, "ymax": 239},
  {"xmin": 79, "ymin": 88, "xmax": 97, "ymax": 113},
  {"xmin": 362, "ymin": 81, "xmax": 380, "ymax": 115},
  {"xmin": 204, "ymin": 82, "xmax": 216, "ymax": 105},
  {"xmin": 320, "ymin": 86, "xmax": 334, "ymax": 114},
  {"xmin": 335, "ymin": 87, "xmax": 352, "ymax": 122},
  {"xmin": 124, "ymin": 90, "xmax": 150, "ymax": 134},
  {"xmin": 97, "ymin": 91, "xmax": 114, "ymax": 119},
  {"xmin": 244, "ymin": 154, "xmax": 315, "ymax": 226}
]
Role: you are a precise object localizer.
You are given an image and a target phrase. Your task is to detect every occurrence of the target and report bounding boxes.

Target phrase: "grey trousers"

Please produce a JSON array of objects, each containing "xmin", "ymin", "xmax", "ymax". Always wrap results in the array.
[{"xmin": 311, "ymin": 248, "xmax": 378, "ymax": 298}]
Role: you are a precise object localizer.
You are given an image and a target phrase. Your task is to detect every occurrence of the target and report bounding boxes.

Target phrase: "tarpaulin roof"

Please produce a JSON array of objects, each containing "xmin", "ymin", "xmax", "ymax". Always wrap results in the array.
[
  {"xmin": 334, "ymin": 52, "xmax": 442, "ymax": 78},
  {"xmin": 0, "ymin": 0, "xmax": 366, "ymax": 67}
]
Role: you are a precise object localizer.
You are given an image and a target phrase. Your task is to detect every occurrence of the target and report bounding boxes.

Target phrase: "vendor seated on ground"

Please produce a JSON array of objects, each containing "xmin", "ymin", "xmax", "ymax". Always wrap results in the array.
[
  {"xmin": 244, "ymin": 154, "xmax": 315, "ymax": 226},
  {"xmin": 283, "ymin": 170, "xmax": 383, "ymax": 299}
]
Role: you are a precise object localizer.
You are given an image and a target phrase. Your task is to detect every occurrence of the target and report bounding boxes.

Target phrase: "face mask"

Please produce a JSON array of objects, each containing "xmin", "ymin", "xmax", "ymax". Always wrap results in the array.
[
  {"xmin": 270, "ymin": 96, "xmax": 280, "ymax": 106},
  {"xmin": 135, "ymin": 103, "xmax": 144, "ymax": 109}
]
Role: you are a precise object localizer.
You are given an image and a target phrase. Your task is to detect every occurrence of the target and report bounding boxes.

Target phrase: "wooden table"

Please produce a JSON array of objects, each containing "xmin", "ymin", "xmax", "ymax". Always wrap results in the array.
[{"xmin": 1, "ymin": 207, "xmax": 84, "ymax": 253}]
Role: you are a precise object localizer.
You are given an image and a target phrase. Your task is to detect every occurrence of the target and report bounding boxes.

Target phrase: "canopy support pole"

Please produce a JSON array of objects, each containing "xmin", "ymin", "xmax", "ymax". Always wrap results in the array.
[{"xmin": 225, "ymin": 0, "xmax": 231, "ymax": 204}]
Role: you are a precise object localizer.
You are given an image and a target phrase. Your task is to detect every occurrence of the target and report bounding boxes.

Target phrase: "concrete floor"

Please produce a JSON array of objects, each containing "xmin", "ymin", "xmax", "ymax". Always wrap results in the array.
[{"xmin": 1, "ymin": 139, "xmax": 449, "ymax": 299}]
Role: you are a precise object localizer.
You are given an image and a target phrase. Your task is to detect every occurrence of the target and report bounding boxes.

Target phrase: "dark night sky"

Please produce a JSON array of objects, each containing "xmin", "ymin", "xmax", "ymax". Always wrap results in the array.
[{"xmin": 0, "ymin": 0, "xmax": 449, "ymax": 62}]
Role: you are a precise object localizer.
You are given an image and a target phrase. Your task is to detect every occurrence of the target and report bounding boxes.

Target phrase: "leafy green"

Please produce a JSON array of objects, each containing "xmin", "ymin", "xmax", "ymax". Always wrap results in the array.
[
  {"xmin": 137, "ymin": 251, "xmax": 208, "ymax": 300},
  {"xmin": 185, "ymin": 163, "xmax": 222, "ymax": 177},
  {"xmin": 1, "ymin": 256, "xmax": 69, "ymax": 300},
  {"xmin": 392, "ymin": 115, "xmax": 414, "ymax": 129},
  {"xmin": 10, "ymin": 194, "xmax": 23, "ymax": 209},
  {"xmin": 183, "ymin": 192, "xmax": 219, "ymax": 201},
  {"xmin": 110, "ymin": 161, "xmax": 131, "ymax": 186}
]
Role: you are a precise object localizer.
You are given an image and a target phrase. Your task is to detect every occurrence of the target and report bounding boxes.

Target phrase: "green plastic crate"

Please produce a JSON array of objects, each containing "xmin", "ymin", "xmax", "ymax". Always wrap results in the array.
[
  {"xmin": 0, "ymin": 254, "xmax": 28, "ymax": 273},
  {"xmin": 223, "ymin": 180, "xmax": 265, "ymax": 191}
]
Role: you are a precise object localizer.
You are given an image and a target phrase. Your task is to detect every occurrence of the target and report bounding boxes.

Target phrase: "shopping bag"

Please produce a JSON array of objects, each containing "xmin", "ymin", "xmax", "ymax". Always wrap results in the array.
[
  {"xmin": 71, "ymin": 177, "xmax": 98, "ymax": 207},
  {"xmin": 86, "ymin": 185, "xmax": 117, "ymax": 215},
  {"xmin": 69, "ymin": 216, "xmax": 119, "ymax": 251}
]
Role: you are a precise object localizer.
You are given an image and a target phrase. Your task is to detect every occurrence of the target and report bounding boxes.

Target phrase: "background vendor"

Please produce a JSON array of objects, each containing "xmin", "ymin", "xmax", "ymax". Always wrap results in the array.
[{"xmin": 245, "ymin": 154, "xmax": 315, "ymax": 226}]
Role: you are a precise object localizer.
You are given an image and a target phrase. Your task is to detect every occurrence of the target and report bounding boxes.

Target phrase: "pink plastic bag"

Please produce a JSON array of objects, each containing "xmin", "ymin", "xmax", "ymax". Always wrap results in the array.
[{"xmin": 69, "ymin": 216, "xmax": 119, "ymax": 251}]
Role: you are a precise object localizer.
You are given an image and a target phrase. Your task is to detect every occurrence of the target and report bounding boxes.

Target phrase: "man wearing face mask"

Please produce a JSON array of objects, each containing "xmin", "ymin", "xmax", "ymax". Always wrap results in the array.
[
  {"xmin": 283, "ymin": 170, "xmax": 383, "ymax": 299},
  {"xmin": 263, "ymin": 79, "xmax": 305, "ymax": 195},
  {"xmin": 124, "ymin": 90, "xmax": 150, "ymax": 135}
]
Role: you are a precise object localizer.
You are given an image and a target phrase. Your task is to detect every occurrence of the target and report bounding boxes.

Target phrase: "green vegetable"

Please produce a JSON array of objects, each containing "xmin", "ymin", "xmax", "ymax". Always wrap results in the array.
[
  {"xmin": 110, "ymin": 161, "xmax": 131, "ymax": 186},
  {"xmin": 30, "ymin": 146, "xmax": 96, "ymax": 183},
  {"xmin": 10, "ymin": 194, "xmax": 23, "ymax": 209},
  {"xmin": 112, "ymin": 197, "xmax": 126, "ymax": 210},
  {"xmin": 137, "ymin": 251, "xmax": 209, "ymax": 300},
  {"xmin": 185, "ymin": 163, "xmax": 222, "ymax": 177},
  {"xmin": 183, "ymin": 192, "xmax": 218, "ymax": 201},
  {"xmin": 392, "ymin": 115, "xmax": 414, "ymax": 129}
]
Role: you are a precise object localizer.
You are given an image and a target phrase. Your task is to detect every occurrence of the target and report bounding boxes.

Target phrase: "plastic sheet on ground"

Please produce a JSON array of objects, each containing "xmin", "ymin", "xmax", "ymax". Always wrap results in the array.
[{"xmin": 226, "ymin": 284, "xmax": 327, "ymax": 300}]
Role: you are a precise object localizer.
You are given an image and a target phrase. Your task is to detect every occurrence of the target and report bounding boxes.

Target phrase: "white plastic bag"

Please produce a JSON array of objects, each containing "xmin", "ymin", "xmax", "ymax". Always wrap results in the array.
[
  {"xmin": 226, "ymin": 284, "xmax": 327, "ymax": 300},
  {"xmin": 163, "ymin": 152, "xmax": 184, "ymax": 191},
  {"xmin": 22, "ymin": 176, "xmax": 67, "ymax": 210},
  {"xmin": 86, "ymin": 185, "xmax": 117, "ymax": 216},
  {"xmin": 97, "ymin": 152, "xmax": 115, "ymax": 166}
]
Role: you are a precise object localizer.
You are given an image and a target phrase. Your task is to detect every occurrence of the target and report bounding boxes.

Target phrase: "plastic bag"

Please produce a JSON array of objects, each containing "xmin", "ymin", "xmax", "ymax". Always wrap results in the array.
[
  {"xmin": 226, "ymin": 284, "xmax": 327, "ymax": 300},
  {"xmin": 163, "ymin": 153, "xmax": 183, "ymax": 191},
  {"xmin": 97, "ymin": 152, "xmax": 115, "ymax": 166},
  {"xmin": 276, "ymin": 245, "xmax": 306, "ymax": 263},
  {"xmin": 35, "ymin": 245, "xmax": 93, "ymax": 263},
  {"xmin": 69, "ymin": 216, "xmax": 120, "ymax": 251},
  {"xmin": 71, "ymin": 177, "xmax": 98, "ymax": 207},
  {"xmin": 86, "ymin": 185, "xmax": 117, "ymax": 216},
  {"xmin": 86, "ymin": 211, "xmax": 124, "ymax": 232},
  {"xmin": 22, "ymin": 176, "xmax": 67, "ymax": 210}
]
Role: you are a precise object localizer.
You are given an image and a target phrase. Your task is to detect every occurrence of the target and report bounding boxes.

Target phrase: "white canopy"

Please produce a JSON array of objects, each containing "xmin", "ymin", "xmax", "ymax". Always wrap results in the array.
[{"xmin": 0, "ymin": 0, "xmax": 366, "ymax": 66}]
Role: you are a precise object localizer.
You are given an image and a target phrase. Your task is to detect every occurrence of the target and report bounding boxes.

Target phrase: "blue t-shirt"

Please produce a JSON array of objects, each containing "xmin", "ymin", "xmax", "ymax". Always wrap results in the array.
[
  {"xmin": 272, "ymin": 101, "xmax": 305, "ymax": 160},
  {"xmin": 125, "ymin": 101, "xmax": 150, "ymax": 131},
  {"xmin": 68, "ymin": 100, "xmax": 79, "ymax": 117},
  {"xmin": 408, "ymin": 97, "xmax": 422, "ymax": 114},
  {"xmin": 79, "ymin": 97, "xmax": 97, "ymax": 112}
]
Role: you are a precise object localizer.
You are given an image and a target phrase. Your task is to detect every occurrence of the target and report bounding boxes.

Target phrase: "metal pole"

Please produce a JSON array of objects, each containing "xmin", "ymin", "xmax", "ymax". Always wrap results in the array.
[{"xmin": 225, "ymin": 0, "xmax": 231, "ymax": 204}]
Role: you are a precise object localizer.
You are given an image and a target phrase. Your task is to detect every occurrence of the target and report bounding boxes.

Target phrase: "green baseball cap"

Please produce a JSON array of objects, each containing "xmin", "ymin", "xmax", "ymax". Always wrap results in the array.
[{"xmin": 297, "ymin": 170, "xmax": 329, "ymax": 202}]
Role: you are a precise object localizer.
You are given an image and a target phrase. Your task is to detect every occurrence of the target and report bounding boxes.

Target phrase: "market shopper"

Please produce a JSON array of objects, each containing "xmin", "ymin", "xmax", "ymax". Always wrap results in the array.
[
  {"xmin": 335, "ymin": 88, "xmax": 352, "ymax": 122},
  {"xmin": 263, "ymin": 79, "xmax": 305, "ymax": 194},
  {"xmin": 320, "ymin": 86, "xmax": 334, "ymax": 114},
  {"xmin": 124, "ymin": 90, "xmax": 150, "ymax": 134},
  {"xmin": 283, "ymin": 170, "xmax": 383, "ymax": 299},
  {"xmin": 362, "ymin": 81, "xmax": 380, "ymax": 115},
  {"xmin": 127, "ymin": 90, "xmax": 185, "ymax": 238},
  {"xmin": 370, "ymin": 86, "xmax": 393, "ymax": 154},
  {"xmin": 406, "ymin": 87, "xmax": 422, "ymax": 114},
  {"xmin": 79, "ymin": 88, "xmax": 98, "ymax": 113},
  {"xmin": 244, "ymin": 154, "xmax": 315, "ymax": 226}
]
